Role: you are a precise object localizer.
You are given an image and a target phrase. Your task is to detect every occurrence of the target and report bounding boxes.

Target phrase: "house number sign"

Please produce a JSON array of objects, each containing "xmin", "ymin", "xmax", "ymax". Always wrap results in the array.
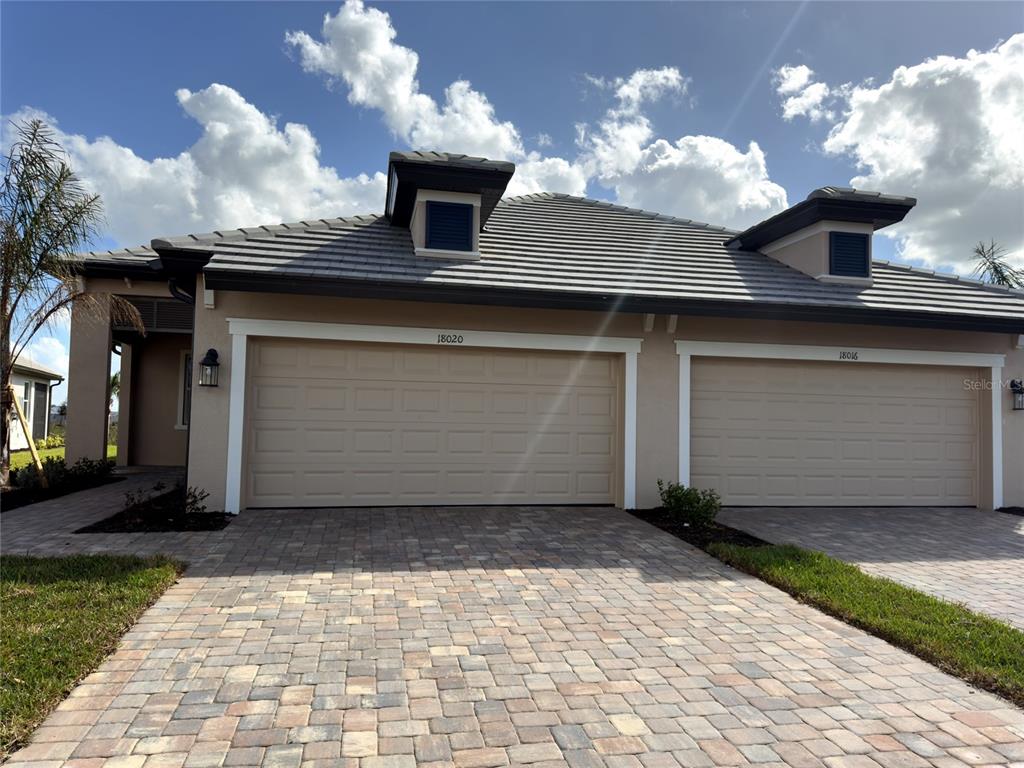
[
  {"xmin": 437, "ymin": 333, "xmax": 465, "ymax": 345},
  {"xmin": 838, "ymin": 350, "xmax": 860, "ymax": 361}
]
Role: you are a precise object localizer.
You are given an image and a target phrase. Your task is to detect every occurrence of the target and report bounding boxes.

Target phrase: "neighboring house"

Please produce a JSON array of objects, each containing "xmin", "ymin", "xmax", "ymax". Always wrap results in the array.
[
  {"xmin": 9, "ymin": 356, "xmax": 63, "ymax": 451},
  {"xmin": 63, "ymin": 151, "xmax": 1024, "ymax": 513}
]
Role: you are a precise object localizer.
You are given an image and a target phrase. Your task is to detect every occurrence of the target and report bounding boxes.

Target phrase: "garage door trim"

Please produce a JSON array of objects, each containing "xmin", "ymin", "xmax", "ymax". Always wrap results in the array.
[
  {"xmin": 675, "ymin": 341, "xmax": 1006, "ymax": 508},
  {"xmin": 225, "ymin": 318, "xmax": 643, "ymax": 513}
]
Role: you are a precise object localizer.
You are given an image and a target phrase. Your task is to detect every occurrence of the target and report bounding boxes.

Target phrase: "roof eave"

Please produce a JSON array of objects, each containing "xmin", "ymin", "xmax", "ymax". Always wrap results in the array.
[
  {"xmin": 201, "ymin": 269, "xmax": 1024, "ymax": 335},
  {"xmin": 726, "ymin": 196, "xmax": 917, "ymax": 251}
]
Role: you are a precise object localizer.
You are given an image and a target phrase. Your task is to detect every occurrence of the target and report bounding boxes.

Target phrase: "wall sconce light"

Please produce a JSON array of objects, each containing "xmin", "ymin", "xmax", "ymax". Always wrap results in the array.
[
  {"xmin": 1011, "ymin": 379, "xmax": 1024, "ymax": 411},
  {"xmin": 198, "ymin": 349, "xmax": 220, "ymax": 387}
]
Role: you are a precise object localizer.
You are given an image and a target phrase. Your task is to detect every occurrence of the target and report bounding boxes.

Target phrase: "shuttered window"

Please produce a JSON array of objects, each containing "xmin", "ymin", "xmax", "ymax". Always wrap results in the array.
[
  {"xmin": 829, "ymin": 232, "xmax": 870, "ymax": 277},
  {"xmin": 426, "ymin": 201, "xmax": 474, "ymax": 251}
]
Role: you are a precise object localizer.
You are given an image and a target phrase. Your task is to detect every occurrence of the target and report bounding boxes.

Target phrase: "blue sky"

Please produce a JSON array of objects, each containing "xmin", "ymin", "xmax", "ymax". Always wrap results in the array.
[{"xmin": 3, "ymin": 2, "xmax": 1022, "ymax": 402}]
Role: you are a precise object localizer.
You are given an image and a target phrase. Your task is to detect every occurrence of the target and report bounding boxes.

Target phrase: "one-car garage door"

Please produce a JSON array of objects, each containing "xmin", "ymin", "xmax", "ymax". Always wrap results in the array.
[
  {"xmin": 691, "ymin": 358, "xmax": 979, "ymax": 505},
  {"xmin": 245, "ymin": 338, "xmax": 619, "ymax": 507}
]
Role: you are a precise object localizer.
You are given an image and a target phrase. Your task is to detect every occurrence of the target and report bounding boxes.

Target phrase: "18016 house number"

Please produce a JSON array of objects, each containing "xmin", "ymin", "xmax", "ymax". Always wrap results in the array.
[
  {"xmin": 437, "ymin": 333, "xmax": 464, "ymax": 344},
  {"xmin": 839, "ymin": 350, "xmax": 860, "ymax": 361}
]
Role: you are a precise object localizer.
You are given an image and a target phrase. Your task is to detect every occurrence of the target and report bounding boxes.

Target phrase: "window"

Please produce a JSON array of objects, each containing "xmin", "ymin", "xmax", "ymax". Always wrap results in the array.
[
  {"xmin": 21, "ymin": 382, "xmax": 31, "ymax": 421},
  {"xmin": 829, "ymin": 232, "xmax": 870, "ymax": 278},
  {"xmin": 177, "ymin": 352, "xmax": 192, "ymax": 429},
  {"xmin": 425, "ymin": 201, "xmax": 473, "ymax": 251}
]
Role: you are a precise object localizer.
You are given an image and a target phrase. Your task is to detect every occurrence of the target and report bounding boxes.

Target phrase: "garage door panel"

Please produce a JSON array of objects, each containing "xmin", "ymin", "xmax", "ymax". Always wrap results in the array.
[
  {"xmin": 692, "ymin": 358, "xmax": 978, "ymax": 506},
  {"xmin": 246, "ymin": 339, "xmax": 618, "ymax": 507}
]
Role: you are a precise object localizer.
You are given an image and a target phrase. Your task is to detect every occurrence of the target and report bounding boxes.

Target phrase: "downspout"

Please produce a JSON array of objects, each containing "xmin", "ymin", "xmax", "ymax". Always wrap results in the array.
[
  {"xmin": 168, "ymin": 278, "xmax": 195, "ymax": 305},
  {"xmin": 47, "ymin": 377, "xmax": 64, "ymax": 440}
]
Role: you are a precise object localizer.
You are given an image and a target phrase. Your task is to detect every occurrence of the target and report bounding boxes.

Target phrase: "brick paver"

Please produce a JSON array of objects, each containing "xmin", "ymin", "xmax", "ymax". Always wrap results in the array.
[
  {"xmin": 3, "ymin": 489, "xmax": 1022, "ymax": 767},
  {"xmin": 718, "ymin": 507, "xmax": 1024, "ymax": 629}
]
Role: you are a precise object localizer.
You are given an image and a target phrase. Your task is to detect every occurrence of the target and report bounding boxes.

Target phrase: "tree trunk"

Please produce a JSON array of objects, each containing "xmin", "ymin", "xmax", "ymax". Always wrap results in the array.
[{"xmin": 1, "ymin": 321, "xmax": 11, "ymax": 488}]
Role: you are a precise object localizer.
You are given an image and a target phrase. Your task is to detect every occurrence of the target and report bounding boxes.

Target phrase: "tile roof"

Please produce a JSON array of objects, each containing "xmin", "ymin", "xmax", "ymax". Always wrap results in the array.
[
  {"xmin": 76, "ymin": 193, "xmax": 1024, "ymax": 327},
  {"xmin": 201, "ymin": 193, "xmax": 1024, "ymax": 324},
  {"xmin": 388, "ymin": 150, "xmax": 516, "ymax": 174},
  {"xmin": 13, "ymin": 354, "xmax": 64, "ymax": 380}
]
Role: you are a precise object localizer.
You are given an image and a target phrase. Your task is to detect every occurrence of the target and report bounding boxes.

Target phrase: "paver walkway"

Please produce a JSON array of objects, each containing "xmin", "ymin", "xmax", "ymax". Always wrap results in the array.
[
  {"xmin": 3, "ymin": 488, "xmax": 1022, "ymax": 767},
  {"xmin": 718, "ymin": 507, "xmax": 1024, "ymax": 630}
]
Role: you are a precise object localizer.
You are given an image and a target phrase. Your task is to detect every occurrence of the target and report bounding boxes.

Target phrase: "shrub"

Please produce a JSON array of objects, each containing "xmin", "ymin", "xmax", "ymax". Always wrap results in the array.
[
  {"xmin": 11, "ymin": 456, "xmax": 112, "ymax": 492},
  {"xmin": 33, "ymin": 433, "xmax": 65, "ymax": 450},
  {"xmin": 10, "ymin": 456, "xmax": 67, "ymax": 490},
  {"xmin": 657, "ymin": 479, "xmax": 721, "ymax": 528},
  {"xmin": 185, "ymin": 486, "xmax": 210, "ymax": 515}
]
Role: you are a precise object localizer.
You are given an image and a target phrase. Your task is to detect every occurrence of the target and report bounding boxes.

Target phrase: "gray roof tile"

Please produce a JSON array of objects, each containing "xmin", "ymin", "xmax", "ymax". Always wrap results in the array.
[{"xmin": 76, "ymin": 193, "xmax": 1024, "ymax": 326}]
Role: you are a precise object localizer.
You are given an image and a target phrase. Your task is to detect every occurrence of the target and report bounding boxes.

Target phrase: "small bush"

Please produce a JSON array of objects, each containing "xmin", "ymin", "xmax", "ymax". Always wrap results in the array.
[
  {"xmin": 657, "ymin": 479, "xmax": 721, "ymax": 528},
  {"xmin": 185, "ymin": 486, "xmax": 210, "ymax": 515},
  {"xmin": 11, "ymin": 456, "xmax": 113, "ymax": 492},
  {"xmin": 10, "ymin": 457, "xmax": 67, "ymax": 490},
  {"xmin": 33, "ymin": 434, "xmax": 64, "ymax": 450}
]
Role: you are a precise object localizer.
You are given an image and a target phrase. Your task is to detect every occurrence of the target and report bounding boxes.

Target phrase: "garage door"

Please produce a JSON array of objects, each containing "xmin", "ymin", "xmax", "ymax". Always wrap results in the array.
[
  {"xmin": 691, "ymin": 358, "xmax": 979, "ymax": 505},
  {"xmin": 245, "ymin": 339, "xmax": 619, "ymax": 507}
]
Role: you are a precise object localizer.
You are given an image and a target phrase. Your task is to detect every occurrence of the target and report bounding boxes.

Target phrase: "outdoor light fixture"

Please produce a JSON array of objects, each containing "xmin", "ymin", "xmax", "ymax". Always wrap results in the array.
[
  {"xmin": 198, "ymin": 349, "xmax": 220, "ymax": 387},
  {"xmin": 1011, "ymin": 379, "xmax": 1024, "ymax": 411}
]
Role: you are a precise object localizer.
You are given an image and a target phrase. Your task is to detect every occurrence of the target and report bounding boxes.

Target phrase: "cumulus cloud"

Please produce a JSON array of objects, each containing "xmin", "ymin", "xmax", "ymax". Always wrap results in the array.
[
  {"xmin": 779, "ymin": 35, "xmax": 1024, "ymax": 271},
  {"xmin": 7, "ymin": 85, "xmax": 386, "ymax": 246},
  {"xmin": 21, "ymin": 336, "xmax": 70, "ymax": 386},
  {"xmin": 285, "ymin": 0, "xmax": 587, "ymax": 195},
  {"xmin": 578, "ymin": 67, "xmax": 788, "ymax": 229},
  {"xmin": 773, "ymin": 64, "xmax": 833, "ymax": 122}
]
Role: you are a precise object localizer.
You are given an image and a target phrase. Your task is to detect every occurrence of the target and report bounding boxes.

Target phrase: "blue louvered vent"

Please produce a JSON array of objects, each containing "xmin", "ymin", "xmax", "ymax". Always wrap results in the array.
[
  {"xmin": 426, "ymin": 201, "xmax": 473, "ymax": 251},
  {"xmin": 829, "ymin": 232, "xmax": 870, "ymax": 277}
]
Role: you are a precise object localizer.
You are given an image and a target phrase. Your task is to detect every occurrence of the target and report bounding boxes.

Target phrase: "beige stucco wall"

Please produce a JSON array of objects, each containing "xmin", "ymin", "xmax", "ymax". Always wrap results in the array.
[
  {"xmin": 186, "ymin": 283, "xmax": 1021, "ymax": 512},
  {"xmin": 127, "ymin": 334, "xmax": 191, "ymax": 466},
  {"xmin": 1001, "ymin": 343, "xmax": 1024, "ymax": 508},
  {"xmin": 66, "ymin": 295, "xmax": 111, "ymax": 464}
]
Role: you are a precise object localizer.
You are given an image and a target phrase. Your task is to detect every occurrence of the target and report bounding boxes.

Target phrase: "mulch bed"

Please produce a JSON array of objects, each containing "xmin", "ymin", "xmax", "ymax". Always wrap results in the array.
[
  {"xmin": 75, "ymin": 488, "xmax": 232, "ymax": 533},
  {"xmin": 1, "ymin": 478, "xmax": 123, "ymax": 513},
  {"xmin": 997, "ymin": 506, "xmax": 1024, "ymax": 517},
  {"xmin": 630, "ymin": 508, "xmax": 770, "ymax": 551}
]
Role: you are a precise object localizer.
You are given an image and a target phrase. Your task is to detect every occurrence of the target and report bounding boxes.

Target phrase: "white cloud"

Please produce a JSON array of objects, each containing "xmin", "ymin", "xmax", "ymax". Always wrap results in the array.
[
  {"xmin": 20, "ymin": 336, "xmax": 69, "ymax": 377},
  {"xmin": 286, "ymin": 0, "xmax": 587, "ymax": 195},
  {"xmin": 578, "ymin": 67, "xmax": 788, "ymax": 229},
  {"xmin": 288, "ymin": 4, "xmax": 787, "ymax": 229},
  {"xmin": 780, "ymin": 35, "xmax": 1024, "ymax": 271},
  {"xmin": 286, "ymin": 0, "xmax": 522, "ymax": 159},
  {"xmin": 773, "ymin": 65, "xmax": 833, "ymax": 122},
  {"xmin": 8, "ymin": 85, "xmax": 386, "ymax": 246}
]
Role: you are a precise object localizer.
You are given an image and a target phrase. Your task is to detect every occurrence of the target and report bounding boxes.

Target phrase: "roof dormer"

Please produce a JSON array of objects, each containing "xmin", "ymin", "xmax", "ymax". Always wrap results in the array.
[
  {"xmin": 726, "ymin": 187, "xmax": 916, "ymax": 286},
  {"xmin": 385, "ymin": 151, "xmax": 515, "ymax": 261}
]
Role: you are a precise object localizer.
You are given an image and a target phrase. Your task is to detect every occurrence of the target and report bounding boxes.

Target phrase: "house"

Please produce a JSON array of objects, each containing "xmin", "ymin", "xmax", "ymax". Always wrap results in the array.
[
  {"xmin": 10, "ymin": 355, "xmax": 64, "ymax": 451},
  {"xmin": 63, "ymin": 151, "xmax": 1024, "ymax": 513}
]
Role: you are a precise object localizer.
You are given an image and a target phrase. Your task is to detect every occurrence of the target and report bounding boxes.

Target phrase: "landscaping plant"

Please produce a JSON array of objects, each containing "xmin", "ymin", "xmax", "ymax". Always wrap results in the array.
[
  {"xmin": 1, "ymin": 118, "xmax": 141, "ymax": 486},
  {"xmin": 657, "ymin": 479, "xmax": 721, "ymax": 528}
]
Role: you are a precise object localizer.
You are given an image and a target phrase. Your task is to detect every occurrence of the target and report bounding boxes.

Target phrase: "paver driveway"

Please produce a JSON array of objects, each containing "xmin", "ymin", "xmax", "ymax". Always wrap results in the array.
[
  {"xmin": 4, "ymin": 490, "xmax": 1023, "ymax": 768},
  {"xmin": 718, "ymin": 507, "xmax": 1024, "ymax": 630}
]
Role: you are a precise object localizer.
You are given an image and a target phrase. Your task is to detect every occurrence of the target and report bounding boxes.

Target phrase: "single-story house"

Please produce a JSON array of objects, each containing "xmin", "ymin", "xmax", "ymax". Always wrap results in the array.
[
  {"xmin": 9, "ymin": 355, "xmax": 64, "ymax": 451},
  {"xmin": 64, "ymin": 151, "xmax": 1024, "ymax": 513}
]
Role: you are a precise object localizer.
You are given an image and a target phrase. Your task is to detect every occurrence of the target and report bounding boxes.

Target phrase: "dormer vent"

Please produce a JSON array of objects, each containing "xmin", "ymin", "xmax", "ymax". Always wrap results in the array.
[
  {"xmin": 384, "ymin": 151, "xmax": 515, "ymax": 261},
  {"xmin": 829, "ymin": 232, "xmax": 870, "ymax": 278},
  {"xmin": 426, "ymin": 201, "xmax": 473, "ymax": 252},
  {"xmin": 726, "ymin": 186, "xmax": 916, "ymax": 286}
]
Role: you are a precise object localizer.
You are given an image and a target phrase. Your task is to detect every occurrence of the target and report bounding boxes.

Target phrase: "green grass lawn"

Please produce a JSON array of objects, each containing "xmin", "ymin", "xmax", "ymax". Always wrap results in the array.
[
  {"xmin": 708, "ymin": 542, "xmax": 1024, "ymax": 707},
  {"xmin": 10, "ymin": 445, "xmax": 116, "ymax": 471},
  {"xmin": 0, "ymin": 555, "xmax": 182, "ymax": 757}
]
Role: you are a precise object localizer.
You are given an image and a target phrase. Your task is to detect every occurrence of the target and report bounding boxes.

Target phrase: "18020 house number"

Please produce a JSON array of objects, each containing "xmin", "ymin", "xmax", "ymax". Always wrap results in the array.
[
  {"xmin": 437, "ymin": 333, "xmax": 464, "ymax": 344},
  {"xmin": 839, "ymin": 350, "xmax": 860, "ymax": 361}
]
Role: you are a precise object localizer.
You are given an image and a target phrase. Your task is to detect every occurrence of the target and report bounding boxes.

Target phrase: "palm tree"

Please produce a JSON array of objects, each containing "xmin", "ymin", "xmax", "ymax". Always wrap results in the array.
[
  {"xmin": 1, "ymin": 118, "xmax": 140, "ymax": 485},
  {"xmin": 971, "ymin": 240, "xmax": 1023, "ymax": 289}
]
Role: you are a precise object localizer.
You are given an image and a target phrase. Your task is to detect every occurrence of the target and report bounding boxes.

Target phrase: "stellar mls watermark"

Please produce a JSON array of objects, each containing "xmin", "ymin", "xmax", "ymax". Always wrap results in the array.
[{"xmin": 963, "ymin": 378, "xmax": 1017, "ymax": 391}]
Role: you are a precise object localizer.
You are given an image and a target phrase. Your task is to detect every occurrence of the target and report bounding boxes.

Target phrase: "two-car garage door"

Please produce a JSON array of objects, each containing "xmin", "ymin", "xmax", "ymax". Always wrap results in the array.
[
  {"xmin": 690, "ymin": 358, "xmax": 980, "ymax": 506},
  {"xmin": 245, "ymin": 339, "xmax": 619, "ymax": 507}
]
